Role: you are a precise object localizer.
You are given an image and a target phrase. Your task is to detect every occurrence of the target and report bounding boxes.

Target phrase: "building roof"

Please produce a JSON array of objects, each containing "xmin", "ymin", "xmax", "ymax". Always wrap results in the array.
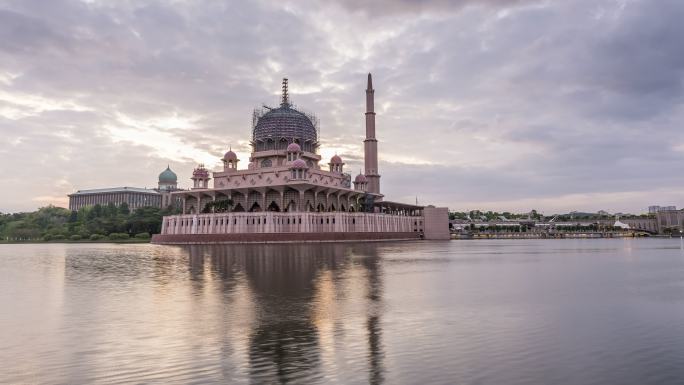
[
  {"xmin": 252, "ymin": 80, "xmax": 318, "ymax": 146},
  {"xmin": 253, "ymin": 104, "xmax": 318, "ymax": 144},
  {"xmin": 374, "ymin": 200, "xmax": 424, "ymax": 211},
  {"xmin": 291, "ymin": 159, "xmax": 308, "ymax": 169},
  {"xmin": 158, "ymin": 166, "xmax": 177, "ymax": 183},
  {"xmin": 192, "ymin": 165, "xmax": 210, "ymax": 178},
  {"xmin": 223, "ymin": 149, "xmax": 238, "ymax": 161},
  {"xmin": 69, "ymin": 187, "xmax": 160, "ymax": 196}
]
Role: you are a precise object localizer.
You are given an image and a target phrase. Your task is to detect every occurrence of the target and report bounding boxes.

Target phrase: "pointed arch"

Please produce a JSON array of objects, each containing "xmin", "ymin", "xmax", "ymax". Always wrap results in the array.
[
  {"xmin": 233, "ymin": 203, "xmax": 245, "ymax": 212},
  {"xmin": 267, "ymin": 201, "xmax": 280, "ymax": 212},
  {"xmin": 249, "ymin": 202, "xmax": 262, "ymax": 212}
]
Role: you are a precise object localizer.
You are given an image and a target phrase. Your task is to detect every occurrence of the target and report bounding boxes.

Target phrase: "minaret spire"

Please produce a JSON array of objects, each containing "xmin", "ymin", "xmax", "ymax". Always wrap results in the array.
[
  {"xmin": 281, "ymin": 77, "xmax": 289, "ymax": 107},
  {"xmin": 364, "ymin": 73, "xmax": 381, "ymax": 197}
]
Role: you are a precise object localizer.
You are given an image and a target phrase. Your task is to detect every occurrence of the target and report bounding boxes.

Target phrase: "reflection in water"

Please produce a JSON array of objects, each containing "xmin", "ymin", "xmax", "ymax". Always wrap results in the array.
[
  {"xmin": 185, "ymin": 244, "xmax": 386, "ymax": 384},
  {"xmin": 361, "ymin": 254, "xmax": 385, "ymax": 385}
]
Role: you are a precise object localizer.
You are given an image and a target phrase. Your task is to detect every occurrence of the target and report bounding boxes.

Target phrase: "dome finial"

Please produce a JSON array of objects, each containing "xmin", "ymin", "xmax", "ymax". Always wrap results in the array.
[{"xmin": 281, "ymin": 77, "xmax": 289, "ymax": 107}]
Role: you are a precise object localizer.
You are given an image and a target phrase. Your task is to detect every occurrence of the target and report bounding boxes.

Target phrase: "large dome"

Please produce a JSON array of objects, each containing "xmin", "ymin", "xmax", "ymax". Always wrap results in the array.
[
  {"xmin": 253, "ymin": 105, "xmax": 317, "ymax": 144},
  {"xmin": 251, "ymin": 79, "xmax": 318, "ymax": 153}
]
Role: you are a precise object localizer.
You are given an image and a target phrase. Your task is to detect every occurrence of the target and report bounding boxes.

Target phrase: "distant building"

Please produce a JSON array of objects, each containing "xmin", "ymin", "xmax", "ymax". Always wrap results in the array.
[
  {"xmin": 649, "ymin": 205, "xmax": 676, "ymax": 214},
  {"xmin": 618, "ymin": 218, "xmax": 658, "ymax": 233},
  {"xmin": 655, "ymin": 209, "xmax": 684, "ymax": 233},
  {"xmin": 68, "ymin": 166, "xmax": 182, "ymax": 211}
]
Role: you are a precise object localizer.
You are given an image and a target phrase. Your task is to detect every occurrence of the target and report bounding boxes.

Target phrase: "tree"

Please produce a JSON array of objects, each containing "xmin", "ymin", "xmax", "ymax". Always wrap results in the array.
[
  {"xmin": 119, "ymin": 202, "xmax": 130, "ymax": 215},
  {"xmin": 105, "ymin": 202, "xmax": 118, "ymax": 217}
]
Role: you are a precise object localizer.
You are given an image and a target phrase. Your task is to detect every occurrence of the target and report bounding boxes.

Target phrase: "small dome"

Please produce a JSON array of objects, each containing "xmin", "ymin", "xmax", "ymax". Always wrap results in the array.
[
  {"xmin": 354, "ymin": 173, "xmax": 367, "ymax": 183},
  {"xmin": 330, "ymin": 154, "xmax": 343, "ymax": 164},
  {"xmin": 291, "ymin": 159, "xmax": 308, "ymax": 169},
  {"xmin": 223, "ymin": 149, "xmax": 237, "ymax": 161},
  {"xmin": 192, "ymin": 165, "xmax": 209, "ymax": 178},
  {"xmin": 158, "ymin": 166, "xmax": 177, "ymax": 183},
  {"xmin": 287, "ymin": 142, "xmax": 301, "ymax": 152}
]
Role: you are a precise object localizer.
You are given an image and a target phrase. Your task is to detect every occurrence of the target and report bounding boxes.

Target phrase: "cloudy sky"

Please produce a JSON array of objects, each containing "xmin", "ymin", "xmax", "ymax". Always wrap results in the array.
[{"xmin": 1, "ymin": 0, "xmax": 683, "ymax": 214}]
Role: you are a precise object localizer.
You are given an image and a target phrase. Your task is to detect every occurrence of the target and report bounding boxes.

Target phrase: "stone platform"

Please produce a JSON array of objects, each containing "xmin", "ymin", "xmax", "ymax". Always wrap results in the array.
[{"xmin": 151, "ymin": 232, "xmax": 421, "ymax": 244}]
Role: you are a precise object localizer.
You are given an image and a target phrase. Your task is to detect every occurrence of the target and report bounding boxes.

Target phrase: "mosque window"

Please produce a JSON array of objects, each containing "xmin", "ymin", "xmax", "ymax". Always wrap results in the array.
[{"xmin": 261, "ymin": 159, "xmax": 272, "ymax": 168}]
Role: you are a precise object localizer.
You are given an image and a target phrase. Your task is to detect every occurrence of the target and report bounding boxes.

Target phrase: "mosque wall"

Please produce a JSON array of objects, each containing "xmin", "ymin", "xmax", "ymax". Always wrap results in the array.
[{"xmin": 160, "ymin": 212, "xmax": 420, "ymax": 236}]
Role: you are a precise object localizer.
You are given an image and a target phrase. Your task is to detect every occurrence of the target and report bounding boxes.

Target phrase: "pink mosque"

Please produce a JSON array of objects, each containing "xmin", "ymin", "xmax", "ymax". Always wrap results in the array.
[{"xmin": 152, "ymin": 74, "xmax": 448, "ymax": 243}]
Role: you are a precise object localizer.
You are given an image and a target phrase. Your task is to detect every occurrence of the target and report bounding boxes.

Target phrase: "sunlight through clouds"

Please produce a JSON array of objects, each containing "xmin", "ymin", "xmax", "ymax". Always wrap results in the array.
[{"xmin": 107, "ymin": 112, "xmax": 221, "ymax": 167}]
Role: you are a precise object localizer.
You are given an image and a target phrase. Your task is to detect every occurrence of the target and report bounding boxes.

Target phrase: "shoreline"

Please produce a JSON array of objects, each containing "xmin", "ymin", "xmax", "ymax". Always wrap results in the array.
[
  {"xmin": 0, "ymin": 239, "xmax": 150, "ymax": 245},
  {"xmin": 0, "ymin": 235, "xmax": 681, "ymax": 246}
]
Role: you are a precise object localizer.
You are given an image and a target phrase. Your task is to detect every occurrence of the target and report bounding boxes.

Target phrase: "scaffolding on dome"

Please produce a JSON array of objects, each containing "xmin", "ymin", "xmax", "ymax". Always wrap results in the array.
[{"xmin": 250, "ymin": 79, "xmax": 320, "ymax": 153}]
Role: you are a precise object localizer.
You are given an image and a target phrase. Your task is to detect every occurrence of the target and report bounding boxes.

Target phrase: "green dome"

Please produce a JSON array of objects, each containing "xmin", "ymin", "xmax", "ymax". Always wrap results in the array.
[{"xmin": 158, "ymin": 166, "xmax": 177, "ymax": 183}]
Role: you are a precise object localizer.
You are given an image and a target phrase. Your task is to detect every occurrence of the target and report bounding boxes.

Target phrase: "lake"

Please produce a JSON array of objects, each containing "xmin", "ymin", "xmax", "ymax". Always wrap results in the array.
[{"xmin": 1, "ymin": 239, "xmax": 684, "ymax": 384}]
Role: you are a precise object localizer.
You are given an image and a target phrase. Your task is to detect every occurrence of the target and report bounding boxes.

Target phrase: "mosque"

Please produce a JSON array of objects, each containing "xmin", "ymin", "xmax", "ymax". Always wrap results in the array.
[{"xmin": 152, "ymin": 74, "xmax": 448, "ymax": 243}]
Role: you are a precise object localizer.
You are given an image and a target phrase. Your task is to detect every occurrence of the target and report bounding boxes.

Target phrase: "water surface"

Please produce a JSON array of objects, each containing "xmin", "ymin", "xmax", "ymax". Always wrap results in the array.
[{"xmin": 1, "ymin": 239, "xmax": 684, "ymax": 384}]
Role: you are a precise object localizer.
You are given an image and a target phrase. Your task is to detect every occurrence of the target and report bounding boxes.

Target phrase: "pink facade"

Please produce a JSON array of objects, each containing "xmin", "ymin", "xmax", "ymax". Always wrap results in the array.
[
  {"xmin": 154, "ymin": 74, "xmax": 449, "ymax": 244},
  {"xmin": 161, "ymin": 212, "xmax": 419, "ymax": 235}
]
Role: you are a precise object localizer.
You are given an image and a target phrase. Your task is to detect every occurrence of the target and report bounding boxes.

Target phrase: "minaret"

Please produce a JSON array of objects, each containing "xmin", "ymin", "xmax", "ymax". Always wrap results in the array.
[{"xmin": 364, "ymin": 73, "xmax": 381, "ymax": 195}]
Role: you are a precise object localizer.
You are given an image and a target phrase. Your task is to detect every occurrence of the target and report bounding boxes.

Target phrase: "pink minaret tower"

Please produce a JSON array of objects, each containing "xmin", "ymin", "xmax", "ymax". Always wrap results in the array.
[{"xmin": 364, "ymin": 73, "xmax": 381, "ymax": 196}]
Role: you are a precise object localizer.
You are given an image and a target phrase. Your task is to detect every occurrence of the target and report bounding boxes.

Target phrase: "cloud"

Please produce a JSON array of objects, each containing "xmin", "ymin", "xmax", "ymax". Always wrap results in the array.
[
  {"xmin": 310, "ymin": 0, "xmax": 539, "ymax": 15},
  {"xmin": 0, "ymin": 0, "xmax": 683, "ymax": 213}
]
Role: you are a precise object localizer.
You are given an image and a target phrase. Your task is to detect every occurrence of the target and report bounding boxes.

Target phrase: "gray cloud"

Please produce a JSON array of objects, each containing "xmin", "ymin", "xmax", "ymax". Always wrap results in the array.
[
  {"xmin": 1, "ymin": 0, "xmax": 683, "ymax": 213},
  {"xmin": 314, "ymin": 0, "xmax": 538, "ymax": 15}
]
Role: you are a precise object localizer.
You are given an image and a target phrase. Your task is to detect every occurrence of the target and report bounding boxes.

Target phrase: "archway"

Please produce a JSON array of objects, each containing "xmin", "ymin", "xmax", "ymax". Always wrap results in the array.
[
  {"xmin": 317, "ymin": 203, "xmax": 325, "ymax": 212},
  {"xmin": 249, "ymin": 202, "xmax": 262, "ymax": 212},
  {"xmin": 268, "ymin": 201, "xmax": 280, "ymax": 212}
]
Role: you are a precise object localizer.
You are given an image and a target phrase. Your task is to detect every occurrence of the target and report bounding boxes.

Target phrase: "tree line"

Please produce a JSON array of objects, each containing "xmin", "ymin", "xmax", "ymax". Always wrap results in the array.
[
  {"xmin": 449, "ymin": 209, "xmax": 650, "ymax": 222},
  {"xmin": 0, "ymin": 203, "xmax": 180, "ymax": 241}
]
